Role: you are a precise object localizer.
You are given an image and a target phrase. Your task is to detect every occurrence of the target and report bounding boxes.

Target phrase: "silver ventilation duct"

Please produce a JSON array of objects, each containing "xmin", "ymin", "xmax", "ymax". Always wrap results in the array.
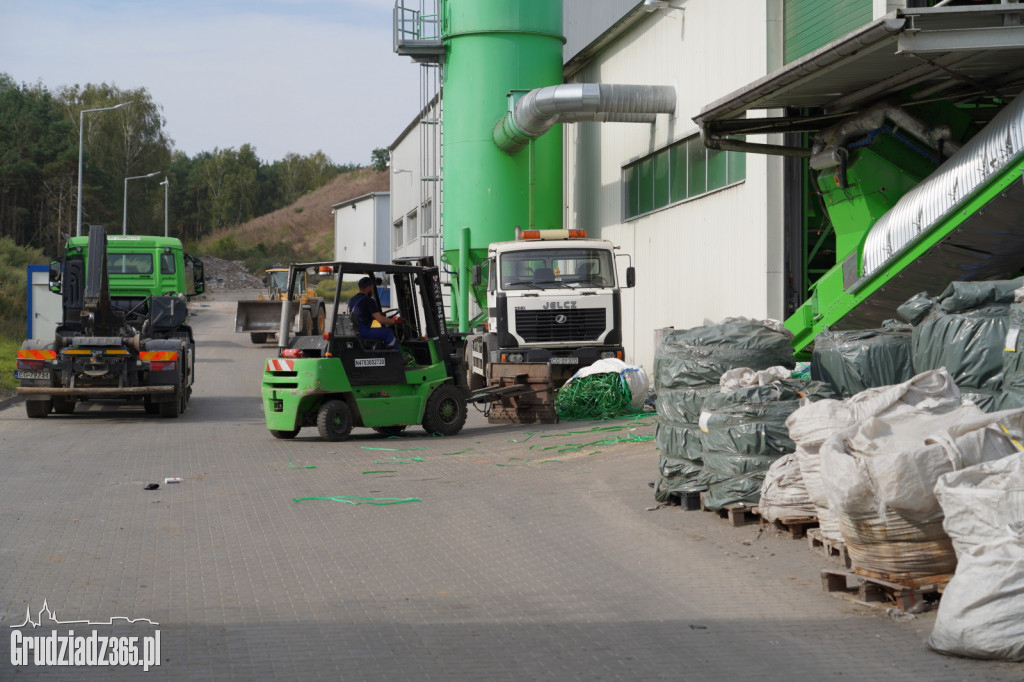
[{"xmin": 493, "ymin": 83, "xmax": 676, "ymax": 153}]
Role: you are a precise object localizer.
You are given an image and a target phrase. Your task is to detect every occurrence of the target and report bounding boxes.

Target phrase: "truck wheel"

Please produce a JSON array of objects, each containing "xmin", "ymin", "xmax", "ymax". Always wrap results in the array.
[
  {"xmin": 250, "ymin": 332, "xmax": 268, "ymax": 344},
  {"xmin": 143, "ymin": 398, "xmax": 160, "ymax": 415},
  {"xmin": 270, "ymin": 428, "xmax": 300, "ymax": 439},
  {"xmin": 372, "ymin": 425, "xmax": 407, "ymax": 437},
  {"xmin": 52, "ymin": 397, "xmax": 76, "ymax": 414},
  {"xmin": 25, "ymin": 400, "xmax": 52, "ymax": 419},
  {"xmin": 422, "ymin": 384, "xmax": 467, "ymax": 436},
  {"xmin": 317, "ymin": 400, "xmax": 353, "ymax": 441},
  {"xmin": 159, "ymin": 391, "xmax": 181, "ymax": 418}
]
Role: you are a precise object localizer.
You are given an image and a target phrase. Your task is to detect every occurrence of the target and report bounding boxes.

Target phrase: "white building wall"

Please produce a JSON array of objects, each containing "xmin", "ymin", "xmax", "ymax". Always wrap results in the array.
[
  {"xmin": 564, "ymin": 0, "xmax": 783, "ymax": 373},
  {"xmin": 333, "ymin": 192, "xmax": 391, "ymax": 264}
]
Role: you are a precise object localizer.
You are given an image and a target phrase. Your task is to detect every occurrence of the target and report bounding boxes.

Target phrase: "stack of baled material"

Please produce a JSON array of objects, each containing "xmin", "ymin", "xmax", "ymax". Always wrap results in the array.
[
  {"xmin": 698, "ymin": 377, "xmax": 835, "ymax": 511},
  {"xmin": 818, "ymin": 372, "xmax": 1024, "ymax": 583},
  {"xmin": 898, "ymin": 278, "xmax": 1024, "ymax": 411},
  {"xmin": 652, "ymin": 319, "xmax": 795, "ymax": 504}
]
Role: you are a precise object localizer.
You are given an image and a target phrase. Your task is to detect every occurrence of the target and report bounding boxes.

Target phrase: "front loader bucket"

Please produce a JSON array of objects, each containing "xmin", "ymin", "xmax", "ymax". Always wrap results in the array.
[{"xmin": 234, "ymin": 300, "xmax": 284, "ymax": 334}]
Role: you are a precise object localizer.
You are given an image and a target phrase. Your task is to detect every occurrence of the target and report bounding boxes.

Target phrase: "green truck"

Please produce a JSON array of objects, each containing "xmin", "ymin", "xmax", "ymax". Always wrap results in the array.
[{"xmin": 15, "ymin": 226, "xmax": 205, "ymax": 418}]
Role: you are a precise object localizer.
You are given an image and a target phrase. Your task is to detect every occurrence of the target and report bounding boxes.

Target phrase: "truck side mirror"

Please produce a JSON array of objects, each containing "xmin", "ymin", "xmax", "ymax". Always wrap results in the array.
[
  {"xmin": 472, "ymin": 264, "xmax": 482, "ymax": 287},
  {"xmin": 626, "ymin": 266, "xmax": 635, "ymax": 288},
  {"xmin": 193, "ymin": 258, "xmax": 205, "ymax": 295},
  {"xmin": 49, "ymin": 259, "xmax": 62, "ymax": 294}
]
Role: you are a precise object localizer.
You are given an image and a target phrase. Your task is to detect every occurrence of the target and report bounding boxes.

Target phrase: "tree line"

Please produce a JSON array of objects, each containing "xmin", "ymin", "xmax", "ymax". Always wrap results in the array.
[{"xmin": 0, "ymin": 73, "xmax": 364, "ymax": 255}]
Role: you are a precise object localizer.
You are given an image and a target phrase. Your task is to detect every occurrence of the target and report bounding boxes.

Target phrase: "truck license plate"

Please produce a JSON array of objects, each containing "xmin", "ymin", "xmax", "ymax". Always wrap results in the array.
[
  {"xmin": 14, "ymin": 370, "xmax": 51, "ymax": 380},
  {"xmin": 550, "ymin": 357, "xmax": 579, "ymax": 365}
]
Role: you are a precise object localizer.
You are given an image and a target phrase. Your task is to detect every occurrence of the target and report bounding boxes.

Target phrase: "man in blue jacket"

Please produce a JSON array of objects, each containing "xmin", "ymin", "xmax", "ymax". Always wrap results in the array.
[{"xmin": 348, "ymin": 277, "xmax": 400, "ymax": 349}]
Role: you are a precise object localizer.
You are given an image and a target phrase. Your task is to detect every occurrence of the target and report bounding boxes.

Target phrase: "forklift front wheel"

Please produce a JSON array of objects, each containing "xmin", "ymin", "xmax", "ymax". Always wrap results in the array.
[
  {"xmin": 318, "ymin": 400, "xmax": 354, "ymax": 441},
  {"xmin": 422, "ymin": 384, "xmax": 468, "ymax": 437}
]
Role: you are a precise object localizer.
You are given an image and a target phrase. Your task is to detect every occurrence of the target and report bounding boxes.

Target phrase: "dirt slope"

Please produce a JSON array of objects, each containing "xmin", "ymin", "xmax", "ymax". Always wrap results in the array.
[{"xmin": 199, "ymin": 168, "xmax": 388, "ymax": 258}]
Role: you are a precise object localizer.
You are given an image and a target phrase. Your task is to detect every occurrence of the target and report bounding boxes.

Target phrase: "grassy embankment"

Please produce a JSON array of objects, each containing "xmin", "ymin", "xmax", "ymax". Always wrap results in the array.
[{"xmin": 0, "ymin": 237, "xmax": 47, "ymax": 391}]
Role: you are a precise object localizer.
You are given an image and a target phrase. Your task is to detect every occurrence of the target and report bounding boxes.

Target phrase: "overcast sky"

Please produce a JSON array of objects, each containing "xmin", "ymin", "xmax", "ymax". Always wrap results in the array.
[{"xmin": 0, "ymin": 0, "xmax": 422, "ymax": 166}]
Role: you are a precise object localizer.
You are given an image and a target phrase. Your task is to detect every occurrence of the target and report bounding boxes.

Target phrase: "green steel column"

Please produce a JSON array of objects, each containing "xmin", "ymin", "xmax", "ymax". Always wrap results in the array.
[{"xmin": 441, "ymin": 0, "xmax": 565, "ymax": 327}]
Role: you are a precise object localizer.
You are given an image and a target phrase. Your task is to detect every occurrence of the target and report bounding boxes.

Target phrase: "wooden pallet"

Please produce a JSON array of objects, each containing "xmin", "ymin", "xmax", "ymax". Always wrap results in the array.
[
  {"xmin": 758, "ymin": 513, "xmax": 818, "ymax": 539},
  {"xmin": 699, "ymin": 494, "xmax": 758, "ymax": 526},
  {"xmin": 821, "ymin": 568, "xmax": 950, "ymax": 612},
  {"xmin": 807, "ymin": 528, "xmax": 852, "ymax": 568}
]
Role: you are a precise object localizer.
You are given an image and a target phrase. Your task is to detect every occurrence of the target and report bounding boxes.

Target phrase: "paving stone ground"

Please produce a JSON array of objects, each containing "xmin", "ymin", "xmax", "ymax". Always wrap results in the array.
[{"xmin": 0, "ymin": 296, "xmax": 1019, "ymax": 680}]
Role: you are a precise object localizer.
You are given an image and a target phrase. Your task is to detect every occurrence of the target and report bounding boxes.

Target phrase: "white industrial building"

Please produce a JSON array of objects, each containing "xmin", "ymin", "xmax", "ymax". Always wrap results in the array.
[
  {"xmin": 331, "ymin": 191, "xmax": 392, "ymax": 265},
  {"xmin": 387, "ymin": 0, "xmax": 914, "ymax": 373}
]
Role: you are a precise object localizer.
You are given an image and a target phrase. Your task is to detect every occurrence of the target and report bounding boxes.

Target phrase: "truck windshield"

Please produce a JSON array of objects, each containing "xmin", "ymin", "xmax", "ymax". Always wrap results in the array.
[
  {"xmin": 107, "ymin": 253, "xmax": 153, "ymax": 275},
  {"xmin": 499, "ymin": 248, "xmax": 615, "ymax": 290}
]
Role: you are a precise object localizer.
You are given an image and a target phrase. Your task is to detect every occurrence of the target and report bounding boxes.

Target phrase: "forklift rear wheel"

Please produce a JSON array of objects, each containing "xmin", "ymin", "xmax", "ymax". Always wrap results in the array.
[
  {"xmin": 300, "ymin": 309, "xmax": 314, "ymax": 336},
  {"xmin": 318, "ymin": 400, "xmax": 353, "ymax": 441},
  {"xmin": 25, "ymin": 400, "xmax": 52, "ymax": 419},
  {"xmin": 270, "ymin": 428, "xmax": 300, "ymax": 439},
  {"xmin": 52, "ymin": 397, "xmax": 76, "ymax": 414},
  {"xmin": 422, "ymin": 384, "xmax": 467, "ymax": 436},
  {"xmin": 372, "ymin": 425, "xmax": 407, "ymax": 437}
]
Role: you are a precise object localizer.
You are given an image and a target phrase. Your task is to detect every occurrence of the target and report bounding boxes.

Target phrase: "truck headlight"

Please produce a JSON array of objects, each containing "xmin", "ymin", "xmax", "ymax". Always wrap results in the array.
[{"xmin": 508, "ymin": 353, "xmax": 524, "ymax": 363}]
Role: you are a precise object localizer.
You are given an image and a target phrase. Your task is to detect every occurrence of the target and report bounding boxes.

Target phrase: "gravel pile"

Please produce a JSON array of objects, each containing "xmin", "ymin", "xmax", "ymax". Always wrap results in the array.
[{"xmin": 199, "ymin": 256, "xmax": 265, "ymax": 290}]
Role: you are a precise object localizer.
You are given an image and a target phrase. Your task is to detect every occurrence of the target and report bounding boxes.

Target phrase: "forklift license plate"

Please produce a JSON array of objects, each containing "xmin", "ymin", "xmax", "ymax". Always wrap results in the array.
[
  {"xmin": 550, "ymin": 357, "xmax": 579, "ymax": 365},
  {"xmin": 14, "ymin": 370, "xmax": 51, "ymax": 380}
]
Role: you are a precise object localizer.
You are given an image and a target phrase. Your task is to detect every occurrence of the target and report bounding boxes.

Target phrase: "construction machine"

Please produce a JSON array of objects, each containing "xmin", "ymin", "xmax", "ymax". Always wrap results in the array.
[{"xmin": 234, "ymin": 267, "xmax": 326, "ymax": 344}]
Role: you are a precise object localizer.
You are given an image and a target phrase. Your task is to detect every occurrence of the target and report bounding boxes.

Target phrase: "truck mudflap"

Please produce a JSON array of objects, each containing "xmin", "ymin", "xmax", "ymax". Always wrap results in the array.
[{"xmin": 485, "ymin": 362, "xmax": 559, "ymax": 425}]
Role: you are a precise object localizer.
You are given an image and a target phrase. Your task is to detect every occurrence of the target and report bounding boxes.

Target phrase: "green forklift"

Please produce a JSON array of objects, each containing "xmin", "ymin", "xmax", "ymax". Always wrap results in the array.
[{"xmin": 261, "ymin": 257, "xmax": 471, "ymax": 441}]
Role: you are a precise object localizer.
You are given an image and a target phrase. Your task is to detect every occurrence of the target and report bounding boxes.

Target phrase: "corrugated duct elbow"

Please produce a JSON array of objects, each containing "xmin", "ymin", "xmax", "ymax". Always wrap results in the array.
[{"xmin": 493, "ymin": 83, "xmax": 676, "ymax": 154}]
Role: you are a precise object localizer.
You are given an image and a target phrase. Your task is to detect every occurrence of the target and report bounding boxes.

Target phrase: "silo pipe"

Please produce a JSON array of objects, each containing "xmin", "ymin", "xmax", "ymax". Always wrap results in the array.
[{"xmin": 493, "ymin": 83, "xmax": 677, "ymax": 154}]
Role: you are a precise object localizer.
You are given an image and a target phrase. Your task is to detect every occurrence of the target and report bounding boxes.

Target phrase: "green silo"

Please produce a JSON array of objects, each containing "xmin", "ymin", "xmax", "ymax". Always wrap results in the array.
[{"xmin": 440, "ymin": 0, "xmax": 565, "ymax": 328}]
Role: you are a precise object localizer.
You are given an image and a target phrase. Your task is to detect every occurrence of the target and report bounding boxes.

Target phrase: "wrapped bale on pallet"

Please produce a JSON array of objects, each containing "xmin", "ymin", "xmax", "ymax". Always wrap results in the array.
[
  {"xmin": 652, "ymin": 318, "xmax": 795, "ymax": 504},
  {"xmin": 811, "ymin": 322, "xmax": 914, "ymax": 398},
  {"xmin": 698, "ymin": 378, "xmax": 835, "ymax": 511},
  {"xmin": 929, "ymin": 452, "xmax": 1024, "ymax": 662},
  {"xmin": 786, "ymin": 369, "xmax": 962, "ymax": 543},
  {"xmin": 998, "ymin": 288, "xmax": 1024, "ymax": 409},
  {"xmin": 898, "ymin": 278, "xmax": 1024, "ymax": 411},
  {"xmin": 758, "ymin": 453, "xmax": 817, "ymax": 523},
  {"xmin": 819, "ymin": 394, "xmax": 1024, "ymax": 583}
]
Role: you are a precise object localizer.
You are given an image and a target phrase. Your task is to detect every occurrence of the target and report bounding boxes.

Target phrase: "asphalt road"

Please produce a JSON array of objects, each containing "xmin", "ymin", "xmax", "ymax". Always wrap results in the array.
[{"xmin": 0, "ymin": 295, "xmax": 1019, "ymax": 680}]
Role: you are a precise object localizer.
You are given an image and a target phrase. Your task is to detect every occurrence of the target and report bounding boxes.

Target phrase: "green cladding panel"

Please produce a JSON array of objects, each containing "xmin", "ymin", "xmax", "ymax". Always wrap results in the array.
[
  {"xmin": 784, "ymin": 0, "xmax": 872, "ymax": 64},
  {"xmin": 440, "ymin": 0, "xmax": 565, "ymax": 273}
]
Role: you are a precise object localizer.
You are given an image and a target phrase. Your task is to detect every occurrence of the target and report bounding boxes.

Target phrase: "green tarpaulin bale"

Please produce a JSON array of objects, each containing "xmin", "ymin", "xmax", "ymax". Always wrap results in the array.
[
  {"xmin": 812, "ymin": 323, "xmax": 914, "ymax": 397},
  {"xmin": 654, "ymin": 319, "xmax": 795, "ymax": 390}
]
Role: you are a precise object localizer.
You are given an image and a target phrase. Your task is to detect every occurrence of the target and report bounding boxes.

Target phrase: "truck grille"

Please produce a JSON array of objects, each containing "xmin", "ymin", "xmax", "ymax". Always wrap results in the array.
[{"xmin": 514, "ymin": 309, "xmax": 606, "ymax": 343}]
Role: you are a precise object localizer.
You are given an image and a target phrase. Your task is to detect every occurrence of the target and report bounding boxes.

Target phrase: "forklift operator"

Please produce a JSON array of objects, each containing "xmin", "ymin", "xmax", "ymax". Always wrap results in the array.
[{"xmin": 348, "ymin": 277, "xmax": 400, "ymax": 349}]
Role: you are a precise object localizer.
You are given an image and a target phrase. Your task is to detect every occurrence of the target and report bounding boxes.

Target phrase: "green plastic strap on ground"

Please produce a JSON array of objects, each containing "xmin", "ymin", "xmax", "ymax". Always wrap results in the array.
[
  {"xmin": 362, "ymin": 470, "xmax": 398, "ymax": 474},
  {"xmin": 508, "ymin": 432, "xmax": 537, "ymax": 443},
  {"xmin": 442, "ymin": 448, "xmax": 472, "ymax": 455},
  {"xmin": 373, "ymin": 457, "xmax": 425, "ymax": 464},
  {"xmin": 288, "ymin": 453, "xmax": 316, "ymax": 469},
  {"xmin": 293, "ymin": 495, "xmax": 421, "ymax": 505}
]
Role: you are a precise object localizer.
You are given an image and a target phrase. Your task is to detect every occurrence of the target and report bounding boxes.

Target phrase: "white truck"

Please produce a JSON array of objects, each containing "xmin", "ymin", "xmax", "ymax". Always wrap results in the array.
[{"xmin": 466, "ymin": 229, "xmax": 634, "ymax": 422}]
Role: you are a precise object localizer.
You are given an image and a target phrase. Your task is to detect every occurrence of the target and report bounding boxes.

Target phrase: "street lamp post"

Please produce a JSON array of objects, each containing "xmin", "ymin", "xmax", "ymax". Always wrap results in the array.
[
  {"xmin": 76, "ymin": 101, "xmax": 132, "ymax": 237},
  {"xmin": 159, "ymin": 177, "xmax": 169, "ymax": 237},
  {"xmin": 123, "ymin": 171, "xmax": 161, "ymax": 235}
]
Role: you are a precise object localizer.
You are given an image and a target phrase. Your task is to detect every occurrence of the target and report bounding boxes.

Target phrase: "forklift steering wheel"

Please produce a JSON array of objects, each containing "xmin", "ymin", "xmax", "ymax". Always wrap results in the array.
[{"xmin": 384, "ymin": 308, "xmax": 412, "ymax": 342}]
